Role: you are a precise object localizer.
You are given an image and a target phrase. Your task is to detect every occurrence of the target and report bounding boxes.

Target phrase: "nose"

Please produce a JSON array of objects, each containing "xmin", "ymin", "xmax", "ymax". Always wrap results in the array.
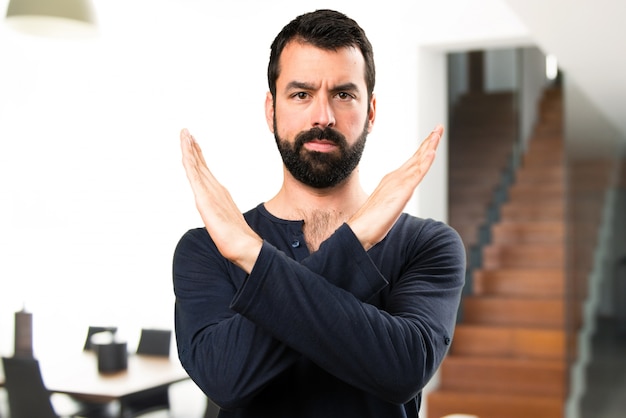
[{"xmin": 311, "ymin": 96, "xmax": 335, "ymax": 128}]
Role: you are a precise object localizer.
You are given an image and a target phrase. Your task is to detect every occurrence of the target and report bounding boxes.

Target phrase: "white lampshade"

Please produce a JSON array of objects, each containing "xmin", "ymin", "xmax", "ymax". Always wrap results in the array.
[{"xmin": 5, "ymin": 0, "xmax": 97, "ymax": 38}]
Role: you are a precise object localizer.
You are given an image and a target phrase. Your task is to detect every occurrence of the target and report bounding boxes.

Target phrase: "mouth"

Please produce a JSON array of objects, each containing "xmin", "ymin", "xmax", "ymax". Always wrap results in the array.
[{"xmin": 303, "ymin": 139, "xmax": 338, "ymax": 153}]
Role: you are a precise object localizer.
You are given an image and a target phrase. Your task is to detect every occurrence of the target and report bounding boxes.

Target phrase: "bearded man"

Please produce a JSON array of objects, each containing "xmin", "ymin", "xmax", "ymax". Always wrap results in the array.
[{"xmin": 173, "ymin": 9, "xmax": 465, "ymax": 418}]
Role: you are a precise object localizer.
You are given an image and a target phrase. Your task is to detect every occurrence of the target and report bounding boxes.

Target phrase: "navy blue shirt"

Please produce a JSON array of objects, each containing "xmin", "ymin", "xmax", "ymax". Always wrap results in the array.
[{"xmin": 173, "ymin": 204, "xmax": 465, "ymax": 417}]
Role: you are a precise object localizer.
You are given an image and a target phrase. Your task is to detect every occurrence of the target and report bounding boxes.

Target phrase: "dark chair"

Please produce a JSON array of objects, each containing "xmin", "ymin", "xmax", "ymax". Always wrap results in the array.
[
  {"xmin": 119, "ymin": 329, "xmax": 172, "ymax": 417},
  {"xmin": 1, "ymin": 356, "xmax": 110, "ymax": 418},
  {"xmin": 135, "ymin": 328, "xmax": 171, "ymax": 356},
  {"xmin": 84, "ymin": 326, "xmax": 118, "ymax": 351}
]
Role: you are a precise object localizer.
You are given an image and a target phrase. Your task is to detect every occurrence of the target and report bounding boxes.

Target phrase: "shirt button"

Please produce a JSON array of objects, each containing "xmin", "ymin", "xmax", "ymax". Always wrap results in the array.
[
  {"xmin": 291, "ymin": 240, "xmax": 300, "ymax": 248},
  {"xmin": 444, "ymin": 336, "xmax": 451, "ymax": 345}
]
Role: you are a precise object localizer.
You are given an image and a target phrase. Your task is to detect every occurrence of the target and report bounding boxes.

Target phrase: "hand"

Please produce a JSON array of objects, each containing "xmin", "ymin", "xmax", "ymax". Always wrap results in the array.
[
  {"xmin": 347, "ymin": 125, "xmax": 443, "ymax": 250},
  {"xmin": 180, "ymin": 128, "xmax": 263, "ymax": 273}
]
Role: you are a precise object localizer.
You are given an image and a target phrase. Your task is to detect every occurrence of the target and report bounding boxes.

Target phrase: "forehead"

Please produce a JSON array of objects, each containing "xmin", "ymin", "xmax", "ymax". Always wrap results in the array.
[{"xmin": 276, "ymin": 41, "xmax": 367, "ymax": 90}]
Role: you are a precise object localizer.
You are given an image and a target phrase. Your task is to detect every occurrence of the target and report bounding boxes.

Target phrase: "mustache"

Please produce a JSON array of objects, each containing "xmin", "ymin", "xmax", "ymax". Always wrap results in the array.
[{"xmin": 295, "ymin": 127, "xmax": 347, "ymax": 148}]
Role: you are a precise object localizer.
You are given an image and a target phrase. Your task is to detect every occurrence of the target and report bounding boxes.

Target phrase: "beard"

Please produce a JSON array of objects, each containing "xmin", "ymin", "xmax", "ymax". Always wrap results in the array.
[{"xmin": 274, "ymin": 117, "xmax": 368, "ymax": 189}]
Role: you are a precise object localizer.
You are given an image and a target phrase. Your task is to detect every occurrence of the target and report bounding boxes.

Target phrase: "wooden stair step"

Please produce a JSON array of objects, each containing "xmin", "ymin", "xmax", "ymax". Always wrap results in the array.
[
  {"xmin": 437, "ymin": 356, "xmax": 566, "ymax": 396},
  {"xmin": 451, "ymin": 324, "xmax": 566, "ymax": 360},
  {"xmin": 448, "ymin": 174, "xmax": 500, "ymax": 186},
  {"xmin": 508, "ymin": 182, "xmax": 563, "ymax": 194},
  {"xmin": 449, "ymin": 185, "xmax": 497, "ymax": 200},
  {"xmin": 527, "ymin": 137, "xmax": 563, "ymax": 148},
  {"xmin": 507, "ymin": 187, "xmax": 564, "ymax": 202},
  {"xmin": 515, "ymin": 168, "xmax": 564, "ymax": 183},
  {"xmin": 482, "ymin": 244, "xmax": 564, "ymax": 269},
  {"xmin": 500, "ymin": 201, "xmax": 564, "ymax": 220},
  {"xmin": 473, "ymin": 268, "xmax": 564, "ymax": 297},
  {"xmin": 448, "ymin": 217, "xmax": 486, "ymax": 230},
  {"xmin": 450, "ymin": 225, "xmax": 479, "ymax": 241},
  {"xmin": 449, "ymin": 204, "xmax": 489, "ymax": 218},
  {"xmin": 523, "ymin": 144, "xmax": 563, "ymax": 155},
  {"xmin": 448, "ymin": 176, "xmax": 501, "ymax": 190},
  {"xmin": 449, "ymin": 162, "xmax": 508, "ymax": 174},
  {"xmin": 462, "ymin": 296, "xmax": 564, "ymax": 328},
  {"xmin": 491, "ymin": 221, "xmax": 564, "ymax": 244},
  {"xmin": 426, "ymin": 389, "xmax": 563, "ymax": 418},
  {"xmin": 522, "ymin": 155, "xmax": 563, "ymax": 166}
]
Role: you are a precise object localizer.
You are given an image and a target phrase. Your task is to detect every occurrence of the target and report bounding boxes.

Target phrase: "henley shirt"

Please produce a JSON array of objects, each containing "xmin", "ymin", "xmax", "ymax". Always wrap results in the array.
[{"xmin": 173, "ymin": 203, "xmax": 465, "ymax": 418}]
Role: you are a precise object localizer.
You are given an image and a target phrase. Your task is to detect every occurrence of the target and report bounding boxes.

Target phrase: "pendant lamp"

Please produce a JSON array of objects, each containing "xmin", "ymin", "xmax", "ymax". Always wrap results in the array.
[{"xmin": 5, "ymin": 0, "xmax": 97, "ymax": 38}]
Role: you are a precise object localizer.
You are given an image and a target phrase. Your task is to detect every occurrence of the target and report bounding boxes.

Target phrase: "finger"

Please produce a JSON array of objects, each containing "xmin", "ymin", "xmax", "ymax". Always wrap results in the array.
[
  {"xmin": 180, "ymin": 129, "xmax": 212, "ymax": 181},
  {"xmin": 180, "ymin": 129, "xmax": 198, "ymax": 169},
  {"xmin": 423, "ymin": 124, "xmax": 443, "ymax": 161},
  {"xmin": 189, "ymin": 133, "xmax": 209, "ymax": 168},
  {"xmin": 180, "ymin": 128, "xmax": 191, "ymax": 155},
  {"xmin": 431, "ymin": 124, "xmax": 444, "ymax": 140},
  {"xmin": 396, "ymin": 125, "xmax": 442, "ymax": 174},
  {"xmin": 180, "ymin": 129, "xmax": 195, "ymax": 169},
  {"xmin": 180, "ymin": 129, "xmax": 209, "ymax": 190},
  {"xmin": 180, "ymin": 128, "xmax": 208, "ymax": 168},
  {"xmin": 420, "ymin": 124, "xmax": 443, "ymax": 154}
]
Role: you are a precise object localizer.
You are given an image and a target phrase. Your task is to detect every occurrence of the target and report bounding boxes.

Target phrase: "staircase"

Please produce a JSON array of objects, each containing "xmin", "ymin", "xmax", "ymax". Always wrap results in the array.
[
  {"xmin": 447, "ymin": 91, "xmax": 518, "ymax": 258},
  {"xmin": 427, "ymin": 87, "xmax": 566, "ymax": 418}
]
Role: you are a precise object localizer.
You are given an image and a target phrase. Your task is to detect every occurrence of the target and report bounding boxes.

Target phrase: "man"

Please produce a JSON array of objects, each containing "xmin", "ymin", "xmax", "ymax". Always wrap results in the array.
[{"xmin": 174, "ymin": 9, "xmax": 465, "ymax": 418}]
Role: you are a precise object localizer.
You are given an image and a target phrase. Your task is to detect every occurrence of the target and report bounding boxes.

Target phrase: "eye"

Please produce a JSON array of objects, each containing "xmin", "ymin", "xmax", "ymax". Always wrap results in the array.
[
  {"xmin": 336, "ymin": 92, "xmax": 355, "ymax": 101},
  {"xmin": 292, "ymin": 92, "xmax": 310, "ymax": 100}
]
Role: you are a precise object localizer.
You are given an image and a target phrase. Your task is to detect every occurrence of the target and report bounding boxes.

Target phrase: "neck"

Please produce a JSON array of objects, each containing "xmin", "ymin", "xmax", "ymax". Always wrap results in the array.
[
  {"xmin": 265, "ymin": 168, "xmax": 368, "ymax": 221},
  {"xmin": 265, "ymin": 169, "xmax": 368, "ymax": 252}
]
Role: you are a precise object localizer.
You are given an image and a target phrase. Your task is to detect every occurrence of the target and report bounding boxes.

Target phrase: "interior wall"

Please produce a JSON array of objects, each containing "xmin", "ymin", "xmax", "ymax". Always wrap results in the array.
[
  {"xmin": 519, "ymin": 47, "xmax": 550, "ymax": 149},
  {"xmin": 565, "ymin": 79, "xmax": 624, "ymax": 318},
  {"xmin": 415, "ymin": 49, "xmax": 448, "ymax": 220},
  {"xmin": 0, "ymin": 0, "xmax": 532, "ymax": 357},
  {"xmin": 484, "ymin": 48, "xmax": 518, "ymax": 92},
  {"xmin": 448, "ymin": 52, "xmax": 468, "ymax": 109}
]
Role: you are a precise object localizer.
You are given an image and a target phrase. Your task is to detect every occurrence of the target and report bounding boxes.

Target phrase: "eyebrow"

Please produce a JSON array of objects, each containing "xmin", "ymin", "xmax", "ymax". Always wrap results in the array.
[
  {"xmin": 285, "ymin": 81, "xmax": 360, "ymax": 94},
  {"xmin": 285, "ymin": 81, "xmax": 315, "ymax": 91}
]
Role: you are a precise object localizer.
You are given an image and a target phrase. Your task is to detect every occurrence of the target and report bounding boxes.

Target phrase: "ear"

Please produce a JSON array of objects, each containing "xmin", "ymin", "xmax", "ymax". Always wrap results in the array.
[
  {"xmin": 367, "ymin": 93, "xmax": 376, "ymax": 133},
  {"xmin": 265, "ymin": 92, "xmax": 275, "ymax": 133}
]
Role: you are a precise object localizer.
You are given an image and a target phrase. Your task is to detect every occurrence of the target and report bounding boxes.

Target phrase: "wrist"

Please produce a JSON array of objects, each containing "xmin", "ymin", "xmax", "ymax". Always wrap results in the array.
[{"xmin": 231, "ymin": 235, "xmax": 263, "ymax": 274}]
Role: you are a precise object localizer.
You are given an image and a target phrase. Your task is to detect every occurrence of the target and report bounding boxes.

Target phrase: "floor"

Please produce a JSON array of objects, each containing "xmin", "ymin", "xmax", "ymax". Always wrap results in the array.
[{"xmin": 2, "ymin": 325, "xmax": 624, "ymax": 418}]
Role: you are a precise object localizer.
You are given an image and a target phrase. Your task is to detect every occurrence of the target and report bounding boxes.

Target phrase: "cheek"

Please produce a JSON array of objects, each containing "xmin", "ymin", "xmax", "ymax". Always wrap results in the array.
[
  {"xmin": 344, "ymin": 113, "xmax": 369, "ymax": 136},
  {"xmin": 275, "ymin": 107, "xmax": 303, "ymax": 137}
]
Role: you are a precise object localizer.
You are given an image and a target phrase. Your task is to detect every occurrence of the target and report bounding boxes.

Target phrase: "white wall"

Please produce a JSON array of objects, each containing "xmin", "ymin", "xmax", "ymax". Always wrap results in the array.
[
  {"xmin": 504, "ymin": 0, "xmax": 626, "ymax": 140},
  {"xmin": 519, "ymin": 47, "xmax": 550, "ymax": 150},
  {"xmin": 485, "ymin": 48, "xmax": 517, "ymax": 92},
  {"xmin": 0, "ymin": 0, "xmax": 530, "ymax": 357}
]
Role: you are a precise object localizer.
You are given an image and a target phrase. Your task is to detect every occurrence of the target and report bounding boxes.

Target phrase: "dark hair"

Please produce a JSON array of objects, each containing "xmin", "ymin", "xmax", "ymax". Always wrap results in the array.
[{"xmin": 267, "ymin": 9, "xmax": 375, "ymax": 100}]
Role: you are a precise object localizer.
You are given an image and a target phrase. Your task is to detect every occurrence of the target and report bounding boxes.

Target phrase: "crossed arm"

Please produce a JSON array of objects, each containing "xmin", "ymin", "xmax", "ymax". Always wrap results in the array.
[
  {"xmin": 174, "ymin": 217, "xmax": 465, "ymax": 408},
  {"xmin": 179, "ymin": 124, "xmax": 444, "ymax": 270},
  {"xmin": 176, "ymin": 125, "xmax": 458, "ymax": 409}
]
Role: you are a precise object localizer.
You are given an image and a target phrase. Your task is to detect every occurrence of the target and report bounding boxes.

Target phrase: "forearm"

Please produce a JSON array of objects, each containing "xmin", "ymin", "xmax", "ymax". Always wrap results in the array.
[
  {"xmin": 173, "ymin": 224, "xmax": 386, "ymax": 408},
  {"xmin": 232, "ymin": 244, "xmax": 427, "ymax": 403},
  {"xmin": 176, "ymin": 308, "xmax": 299, "ymax": 409},
  {"xmin": 232, "ymin": 227, "xmax": 465, "ymax": 403},
  {"xmin": 173, "ymin": 229, "xmax": 299, "ymax": 409},
  {"xmin": 301, "ymin": 223, "xmax": 388, "ymax": 301}
]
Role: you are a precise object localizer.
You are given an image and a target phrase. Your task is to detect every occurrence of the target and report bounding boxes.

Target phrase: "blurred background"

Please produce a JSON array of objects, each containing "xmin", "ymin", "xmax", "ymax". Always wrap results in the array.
[{"xmin": 1, "ymin": 1, "xmax": 625, "ymax": 417}]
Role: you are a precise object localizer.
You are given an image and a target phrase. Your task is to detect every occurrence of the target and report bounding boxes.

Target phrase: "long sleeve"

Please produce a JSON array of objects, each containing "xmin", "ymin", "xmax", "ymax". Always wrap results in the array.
[
  {"xmin": 231, "ymin": 217, "xmax": 465, "ymax": 404},
  {"xmin": 173, "ymin": 229, "xmax": 297, "ymax": 409},
  {"xmin": 173, "ymin": 209, "xmax": 465, "ymax": 414},
  {"xmin": 173, "ymin": 223, "xmax": 390, "ymax": 408}
]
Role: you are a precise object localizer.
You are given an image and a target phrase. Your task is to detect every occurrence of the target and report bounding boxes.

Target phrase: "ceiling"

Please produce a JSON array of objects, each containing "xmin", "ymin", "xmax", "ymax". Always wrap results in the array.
[{"xmin": 503, "ymin": 0, "xmax": 626, "ymax": 140}]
